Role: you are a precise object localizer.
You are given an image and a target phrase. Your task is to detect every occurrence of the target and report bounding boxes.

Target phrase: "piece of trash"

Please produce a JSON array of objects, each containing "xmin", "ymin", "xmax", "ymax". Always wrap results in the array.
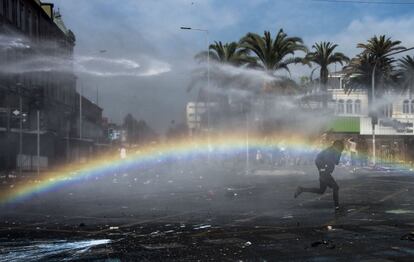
[
  {"xmin": 243, "ymin": 241, "xmax": 252, "ymax": 248},
  {"xmin": 311, "ymin": 240, "xmax": 335, "ymax": 249},
  {"xmin": 401, "ymin": 232, "xmax": 414, "ymax": 241},
  {"xmin": 150, "ymin": 230, "xmax": 161, "ymax": 236},
  {"xmin": 386, "ymin": 209, "xmax": 414, "ymax": 214},
  {"xmin": 109, "ymin": 226, "xmax": 119, "ymax": 230},
  {"xmin": 327, "ymin": 225, "xmax": 333, "ymax": 231},
  {"xmin": 194, "ymin": 225, "xmax": 211, "ymax": 230}
]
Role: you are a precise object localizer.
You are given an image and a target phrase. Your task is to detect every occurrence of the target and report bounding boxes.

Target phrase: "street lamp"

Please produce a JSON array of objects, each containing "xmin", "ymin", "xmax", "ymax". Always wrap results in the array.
[
  {"xmin": 16, "ymin": 82, "xmax": 23, "ymax": 175},
  {"xmin": 371, "ymin": 46, "xmax": 414, "ymax": 166},
  {"xmin": 180, "ymin": 26, "xmax": 211, "ymax": 135}
]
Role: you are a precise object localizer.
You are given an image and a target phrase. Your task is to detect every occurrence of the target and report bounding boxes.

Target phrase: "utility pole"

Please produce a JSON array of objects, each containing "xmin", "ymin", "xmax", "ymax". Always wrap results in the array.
[
  {"xmin": 371, "ymin": 63, "xmax": 377, "ymax": 166},
  {"xmin": 6, "ymin": 107, "xmax": 10, "ymax": 174},
  {"xmin": 96, "ymin": 87, "xmax": 99, "ymax": 107},
  {"xmin": 79, "ymin": 83, "xmax": 83, "ymax": 140},
  {"xmin": 66, "ymin": 120, "xmax": 70, "ymax": 163},
  {"xmin": 180, "ymin": 26, "xmax": 211, "ymax": 160},
  {"xmin": 37, "ymin": 109, "xmax": 40, "ymax": 176},
  {"xmin": 246, "ymin": 104, "xmax": 250, "ymax": 176},
  {"xmin": 19, "ymin": 92, "xmax": 23, "ymax": 175}
]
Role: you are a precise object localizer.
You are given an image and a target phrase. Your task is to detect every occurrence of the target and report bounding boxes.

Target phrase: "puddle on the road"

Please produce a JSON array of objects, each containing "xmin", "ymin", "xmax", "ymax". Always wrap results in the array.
[
  {"xmin": 0, "ymin": 239, "xmax": 111, "ymax": 262},
  {"xmin": 385, "ymin": 209, "xmax": 414, "ymax": 214}
]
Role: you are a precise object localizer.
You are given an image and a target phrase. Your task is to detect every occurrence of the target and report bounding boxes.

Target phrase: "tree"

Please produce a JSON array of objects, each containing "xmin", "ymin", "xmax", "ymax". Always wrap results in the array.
[
  {"xmin": 397, "ymin": 55, "xmax": 414, "ymax": 91},
  {"xmin": 344, "ymin": 35, "xmax": 405, "ymax": 96},
  {"xmin": 304, "ymin": 42, "xmax": 349, "ymax": 108},
  {"xmin": 123, "ymin": 114, "xmax": 158, "ymax": 144},
  {"xmin": 195, "ymin": 41, "xmax": 256, "ymax": 67},
  {"xmin": 189, "ymin": 41, "xmax": 257, "ymax": 92},
  {"xmin": 239, "ymin": 29, "xmax": 307, "ymax": 74}
]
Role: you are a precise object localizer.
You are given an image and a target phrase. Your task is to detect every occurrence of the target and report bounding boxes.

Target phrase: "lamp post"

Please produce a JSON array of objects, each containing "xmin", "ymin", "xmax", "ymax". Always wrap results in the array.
[
  {"xmin": 180, "ymin": 26, "xmax": 211, "ymax": 137},
  {"xmin": 370, "ymin": 46, "xmax": 414, "ymax": 166},
  {"xmin": 79, "ymin": 82, "xmax": 83, "ymax": 140},
  {"xmin": 16, "ymin": 82, "xmax": 23, "ymax": 175}
]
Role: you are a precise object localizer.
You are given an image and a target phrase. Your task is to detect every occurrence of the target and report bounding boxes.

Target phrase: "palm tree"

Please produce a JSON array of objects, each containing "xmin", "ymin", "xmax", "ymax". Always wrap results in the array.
[
  {"xmin": 189, "ymin": 41, "xmax": 256, "ymax": 92},
  {"xmin": 397, "ymin": 55, "xmax": 414, "ymax": 91},
  {"xmin": 304, "ymin": 42, "xmax": 349, "ymax": 108},
  {"xmin": 357, "ymin": 35, "xmax": 405, "ymax": 58},
  {"xmin": 195, "ymin": 41, "xmax": 256, "ymax": 67},
  {"xmin": 239, "ymin": 29, "xmax": 307, "ymax": 74},
  {"xmin": 344, "ymin": 35, "xmax": 405, "ymax": 95}
]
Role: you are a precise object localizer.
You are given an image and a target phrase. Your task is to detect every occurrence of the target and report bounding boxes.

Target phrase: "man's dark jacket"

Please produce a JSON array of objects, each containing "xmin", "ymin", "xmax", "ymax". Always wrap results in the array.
[{"xmin": 315, "ymin": 146, "xmax": 341, "ymax": 173}]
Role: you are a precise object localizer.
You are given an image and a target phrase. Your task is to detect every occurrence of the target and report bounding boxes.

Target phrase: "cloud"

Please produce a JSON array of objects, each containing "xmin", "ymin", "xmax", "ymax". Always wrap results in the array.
[
  {"xmin": 46, "ymin": 0, "xmax": 414, "ymax": 132},
  {"xmin": 289, "ymin": 15, "xmax": 414, "ymax": 79},
  {"xmin": 75, "ymin": 56, "xmax": 171, "ymax": 77}
]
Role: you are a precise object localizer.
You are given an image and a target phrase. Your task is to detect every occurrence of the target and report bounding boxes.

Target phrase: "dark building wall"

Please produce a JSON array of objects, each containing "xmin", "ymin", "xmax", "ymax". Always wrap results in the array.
[{"xmin": 0, "ymin": 0, "xmax": 77, "ymax": 170}]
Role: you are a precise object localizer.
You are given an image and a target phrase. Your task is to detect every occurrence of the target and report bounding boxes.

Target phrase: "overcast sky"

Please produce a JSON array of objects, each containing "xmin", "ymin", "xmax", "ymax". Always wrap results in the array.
[{"xmin": 51, "ymin": 0, "xmax": 414, "ymax": 133}]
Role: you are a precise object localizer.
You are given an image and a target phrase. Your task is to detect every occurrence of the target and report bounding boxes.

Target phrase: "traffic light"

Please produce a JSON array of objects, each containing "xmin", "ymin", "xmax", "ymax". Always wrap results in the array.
[
  {"xmin": 30, "ymin": 87, "xmax": 44, "ymax": 110},
  {"xmin": 369, "ymin": 111, "xmax": 378, "ymax": 126}
]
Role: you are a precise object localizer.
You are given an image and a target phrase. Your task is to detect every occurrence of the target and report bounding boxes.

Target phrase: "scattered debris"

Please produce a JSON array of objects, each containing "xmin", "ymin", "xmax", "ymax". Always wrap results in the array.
[
  {"xmin": 204, "ymin": 238, "xmax": 244, "ymax": 245},
  {"xmin": 194, "ymin": 225, "xmax": 212, "ymax": 230},
  {"xmin": 109, "ymin": 226, "xmax": 119, "ymax": 230},
  {"xmin": 242, "ymin": 241, "xmax": 252, "ymax": 248},
  {"xmin": 386, "ymin": 209, "xmax": 414, "ymax": 214},
  {"xmin": 142, "ymin": 243, "xmax": 186, "ymax": 250},
  {"xmin": 400, "ymin": 232, "xmax": 414, "ymax": 241},
  {"xmin": 311, "ymin": 240, "xmax": 336, "ymax": 249}
]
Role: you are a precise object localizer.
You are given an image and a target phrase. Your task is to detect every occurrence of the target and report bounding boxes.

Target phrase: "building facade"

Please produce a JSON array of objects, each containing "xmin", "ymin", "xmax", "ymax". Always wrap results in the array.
[
  {"xmin": 327, "ymin": 72, "xmax": 414, "ymax": 164},
  {"xmin": 0, "ymin": 0, "xmax": 104, "ymax": 171}
]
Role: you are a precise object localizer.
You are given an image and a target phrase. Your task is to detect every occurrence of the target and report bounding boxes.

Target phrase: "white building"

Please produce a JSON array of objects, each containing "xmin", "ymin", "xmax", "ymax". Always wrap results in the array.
[
  {"xmin": 327, "ymin": 72, "xmax": 414, "ymax": 163},
  {"xmin": 328, "ymin": 73, "xmax": 414, "ymax": 136},
  {"xmin": 186, "ymin": 102, "xmax": 217, "ymax": 136}
]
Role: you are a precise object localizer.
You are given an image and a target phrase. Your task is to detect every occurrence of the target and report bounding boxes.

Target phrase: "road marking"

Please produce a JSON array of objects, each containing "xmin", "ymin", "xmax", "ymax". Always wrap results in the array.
[
  {"xmin": 324, "ymin": 188, "xmax": 409, "ymax": 226},
  {"xmin": 370, "ymin": 178, "xmax": 414, "ymax": 186},
  {"xmin": 91, "ymin": 209, "xmax": 203, "ymax": 235}
]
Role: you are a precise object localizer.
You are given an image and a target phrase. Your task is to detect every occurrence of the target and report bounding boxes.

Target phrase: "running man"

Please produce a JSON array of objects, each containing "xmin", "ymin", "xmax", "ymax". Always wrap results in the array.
[{"xmin": 294, "ymin": 140, "xmax": 345, "ymax": 210}]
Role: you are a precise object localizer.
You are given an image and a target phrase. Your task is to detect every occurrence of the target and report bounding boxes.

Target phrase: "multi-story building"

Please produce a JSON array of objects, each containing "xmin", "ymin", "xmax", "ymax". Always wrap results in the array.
[
  {"xmin": 327, "ymin": 72, "xmax": 414, "ymax": 163},
  {"xmin": 0, "ymin": 0, "xmax": 100, "ymax": 171}
]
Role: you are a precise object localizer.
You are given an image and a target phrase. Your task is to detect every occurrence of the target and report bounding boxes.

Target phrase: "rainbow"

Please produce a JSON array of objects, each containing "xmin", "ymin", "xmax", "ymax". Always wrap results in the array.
[{"xmin": 0, "ymin": 133, "xmax": 411, "ymax": 204}]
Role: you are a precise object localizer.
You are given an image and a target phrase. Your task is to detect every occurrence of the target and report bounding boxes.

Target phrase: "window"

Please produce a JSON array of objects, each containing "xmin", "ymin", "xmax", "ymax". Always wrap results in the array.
[
  {"xmin": 383, "ymin": 104, "xmax": 392, "ymax": 118},
  {"xmin": 355, "ymin": 99, "xmax": 361, "ymax": 114},
  {"xmin": 337, "ymin": 99, "xmax": 344, "ymax": 114},
  {"xmin": 403, "ymin": 100, "xmax": 409, "ymax": 114},
  {"xmin": 11, "ymin": 0, "xmax": 16, "ymax": 24},
  {"xmin": 7, "ymin": 0, "xmax": 12, "ymax": 21},
  {"xmin": 411, "ymin": 101, "xmax": 414, "ymax": 114},
  {"xmin": 16, "ymin": 0, "xmax": 20, "ymax": 28},
  {"xmin": 27, "ymin": 9, "xmax": 32, "ymax": 35},
  {"xmin": 346, "ymin": 100, "xmax": 353, "ymax": 114},
  {"xmin": 21, "ymin": 2, "xmax": 26, "ymax": 32}
]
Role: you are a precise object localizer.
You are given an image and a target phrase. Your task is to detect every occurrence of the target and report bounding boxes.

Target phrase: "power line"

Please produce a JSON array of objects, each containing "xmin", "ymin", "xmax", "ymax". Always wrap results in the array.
[{"xmin": 312, "ymin": 0, "xmax": 414, "ymax": 5}]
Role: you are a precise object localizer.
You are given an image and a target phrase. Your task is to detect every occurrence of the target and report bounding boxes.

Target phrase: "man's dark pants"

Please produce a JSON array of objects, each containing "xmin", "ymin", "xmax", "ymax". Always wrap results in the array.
[{"xmin": 301, "ymin": 167, "xmax": 339, "ymax": 207}]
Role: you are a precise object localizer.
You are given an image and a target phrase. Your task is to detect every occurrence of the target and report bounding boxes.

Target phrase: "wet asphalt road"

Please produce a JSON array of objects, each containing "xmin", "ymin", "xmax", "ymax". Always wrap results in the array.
[{"xmin": 1, "ymin": 161, "xmax": 414, "ymax": 261}]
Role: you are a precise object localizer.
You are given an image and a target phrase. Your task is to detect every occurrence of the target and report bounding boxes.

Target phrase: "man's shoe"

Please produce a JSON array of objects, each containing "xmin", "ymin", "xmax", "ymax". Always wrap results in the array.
[{"xmin": 294, "ymin": 187, "xmax": 302, "ymax": 198}]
